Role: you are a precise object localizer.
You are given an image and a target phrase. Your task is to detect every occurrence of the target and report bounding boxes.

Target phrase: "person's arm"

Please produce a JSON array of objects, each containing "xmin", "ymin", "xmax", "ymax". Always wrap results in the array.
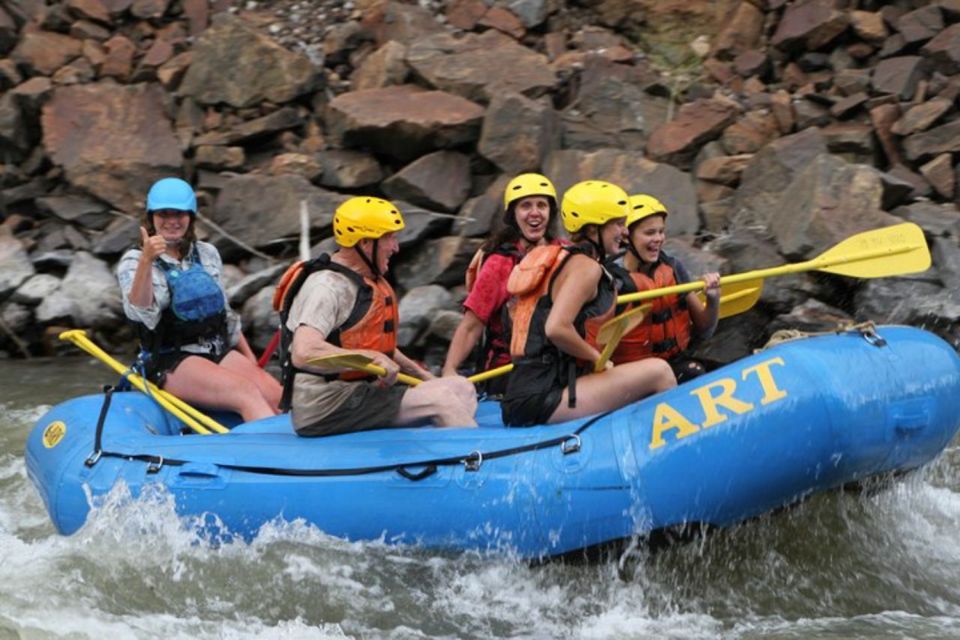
[
  {"xmin": 394, "ymin": 348, "xmax": 434, "ymax": 380},
  {"xmin": 236, "ymin": 331, "xmax": 257, "ymax": 362},
  {"xmin": 442, "ymin": 311, "xmax": 485, "ymax": 376},
  {"xmin": 290, "ymin": 325, "xmax": 401, "ymax": 386},
  {"xmin": 443, "ymin": 254, "xmax": 513, "ymax": 376},
  {"xmin": 126, "ymin": 226, "xmax": 167, "ymax": 309},
  {"xmin": 686, "ymin": 271, "xmax": 720, "ymax": 339},
  {"xmin": 544, "ymin": 255, "xmax": 605, "ymax": 366}
]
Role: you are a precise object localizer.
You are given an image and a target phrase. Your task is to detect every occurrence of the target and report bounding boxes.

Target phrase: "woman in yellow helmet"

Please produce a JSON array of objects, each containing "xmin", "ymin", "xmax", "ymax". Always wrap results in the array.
[
  {"xmin": 501, "ymin": 181, "xmax": 676, "ymax": 426},
  {"xmin": 442, "ymin": 173, "xmax": 565, "ymax": 396},
  {"xmin": 282, "ymin": 196, "xmax": 478, "ymax": 436},
  {"xmin": 607, "ymin": 194, "xmax": 720, "ymax": 382}
]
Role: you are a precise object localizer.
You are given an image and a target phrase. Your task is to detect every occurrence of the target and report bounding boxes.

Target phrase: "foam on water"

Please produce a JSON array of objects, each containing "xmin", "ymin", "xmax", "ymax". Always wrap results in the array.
[{"xmin": 5, "ymin": 386, "xmax": 960, "ymax": 638}]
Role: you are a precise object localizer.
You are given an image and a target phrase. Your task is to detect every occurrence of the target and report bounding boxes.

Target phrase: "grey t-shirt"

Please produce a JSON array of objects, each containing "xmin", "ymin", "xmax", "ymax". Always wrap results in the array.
[{"xmin": 285, "ymin": 269, "xmax": 366, "ymax": 430}]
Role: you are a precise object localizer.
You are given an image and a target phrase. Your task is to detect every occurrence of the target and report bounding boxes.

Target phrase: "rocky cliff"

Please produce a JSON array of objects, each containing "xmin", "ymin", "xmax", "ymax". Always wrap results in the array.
[{"xmin": 1, "ymin": 0, "xmax": 959, "ymax": 367}]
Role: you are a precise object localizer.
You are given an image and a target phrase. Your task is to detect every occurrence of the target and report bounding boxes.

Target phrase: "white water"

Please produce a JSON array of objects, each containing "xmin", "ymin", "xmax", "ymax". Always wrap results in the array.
[{"xmin": 3, "ymin": 359, "xmax": 960, "ymax": 639}]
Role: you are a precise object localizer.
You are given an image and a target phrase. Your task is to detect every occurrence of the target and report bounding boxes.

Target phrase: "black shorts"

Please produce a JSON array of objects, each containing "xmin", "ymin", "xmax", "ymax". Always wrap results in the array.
[
  {"xmin": 142, "ymin": 349, "xmax": 229, "ymax": 388},
  {"xmin": 668, "ymin": 355, "xmax": 707, "ymax": 384},
  {"xmin": 295, "ymin": 382, "xmax": 408, "ymax": 437},
  {"xmin": 500, "ymin": 359, "xmax": 567, "ymax": 427}
]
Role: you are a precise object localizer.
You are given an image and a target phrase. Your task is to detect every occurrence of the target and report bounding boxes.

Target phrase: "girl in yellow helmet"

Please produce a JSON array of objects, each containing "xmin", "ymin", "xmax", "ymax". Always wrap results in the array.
[
  {"xmin": 501, "ymin": 181, "xmax": 676, "ymax": 426},
  {"xmin": 606, "ymin": 194, "xmax": 720, "ymax": 382},
  {"xmin": 442, "ymin": 173, "xmax": 565, "ymax": 396}
]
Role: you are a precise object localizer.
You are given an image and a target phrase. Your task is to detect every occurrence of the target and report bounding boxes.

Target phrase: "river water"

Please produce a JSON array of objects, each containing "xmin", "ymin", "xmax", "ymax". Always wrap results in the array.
[{"xmin": 3, "ymin": 358, "xmax": 960, "ymax": 639}]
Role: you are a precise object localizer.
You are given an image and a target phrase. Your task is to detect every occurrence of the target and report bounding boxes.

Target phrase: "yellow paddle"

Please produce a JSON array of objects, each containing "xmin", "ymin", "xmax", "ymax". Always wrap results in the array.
[
  {"xmin": 59, "ymin": 330, "xmax": 229, "ymax": 435},
  {"xmin": 305, "ymin": 353, "xmax": 424, "ymax": 386},
  {"xmin": 467, "ymin": 363, "xmax": 514, "ymax": 384},
  {"xmin": 617, "ymin": 223, "xmax": 930, "ymax": 306},
  {"xmin": 593, "ymin": 283, "xmax": 763, "ymax": 372}
]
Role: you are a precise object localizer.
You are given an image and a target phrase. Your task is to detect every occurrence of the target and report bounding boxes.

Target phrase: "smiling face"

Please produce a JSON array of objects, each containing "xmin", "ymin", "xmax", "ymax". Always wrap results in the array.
[
  {"xmin": 627, "ymin": 214, "xmax": 667, "ymax": 264},
  {"xmin": 512, "ymin": 195, "xmax": 552, "ymax": 246},
  {"xmin": 150, "ymin": 209, "xmax": 192, "ymax": 245},
  {"xmin": 358, "ymin": 231, "xmax": 400, "ymax": 275},
  {"xmin": 598, "ymin": 217, "xmax": 627, "ymax": 255}
]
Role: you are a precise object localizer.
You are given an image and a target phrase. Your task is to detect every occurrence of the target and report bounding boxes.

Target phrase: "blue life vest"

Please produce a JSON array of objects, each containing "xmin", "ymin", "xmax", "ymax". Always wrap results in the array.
[{"xmin": 139, "ymin": 245, "xmax": 228, "ymax": 355}]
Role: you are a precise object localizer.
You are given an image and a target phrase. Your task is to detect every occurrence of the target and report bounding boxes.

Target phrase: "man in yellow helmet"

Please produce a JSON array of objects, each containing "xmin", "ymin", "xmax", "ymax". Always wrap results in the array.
[
  {"xmin": 442, "ymin": 173, "xmax": 564, "ymax": 395},
  {"xmin": 501, "ymin": 181, "xmax": 676, "ymax": 426},
  {"xmin": 282, "ymin": 196, "xmax": 478, "ymax": 436}
]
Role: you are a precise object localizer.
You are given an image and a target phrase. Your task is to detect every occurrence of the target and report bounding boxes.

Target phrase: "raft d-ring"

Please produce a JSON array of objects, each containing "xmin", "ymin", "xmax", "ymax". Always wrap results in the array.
[
  {"xmin": 463, "ymin": 451, "xmax": 483, "ymax": 472},
  {"xmin": 861, "ymin": 327, "xmax": 887, "ymax": 347},
  {"xmin": 84, "ymin": 451, "xmax": 102, "ymax": 468},
  {"xmin": 147, "ymin": 456, "xmax": 164, "ymax": 474},
  {"xmin": 561, "ymin": 435, "xmax": 581, "ymax": 455}
]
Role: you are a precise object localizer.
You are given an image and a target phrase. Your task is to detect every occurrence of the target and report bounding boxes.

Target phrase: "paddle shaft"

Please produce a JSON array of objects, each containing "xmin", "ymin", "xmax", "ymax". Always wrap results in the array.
[
  {"xmin": 617, "ymin": 243, "xmax": 919, "ymax": 305},
  {"xmin": 60, "ymin": 330, "xmax": 229, "ymax": 434}
]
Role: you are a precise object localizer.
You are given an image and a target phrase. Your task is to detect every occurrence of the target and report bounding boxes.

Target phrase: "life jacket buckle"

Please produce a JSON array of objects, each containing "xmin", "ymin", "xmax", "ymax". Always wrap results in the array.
[
  {"xmin": 561, "ymin": 434, "xmax": 581, "ymax": 455},
  {"xmin": 463, "ymin": 450, "xmax": 483, "ymax": 472}
]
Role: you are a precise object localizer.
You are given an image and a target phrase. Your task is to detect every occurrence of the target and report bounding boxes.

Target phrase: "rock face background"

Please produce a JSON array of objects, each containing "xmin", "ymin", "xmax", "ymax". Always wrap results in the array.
[{"xmin": 1, "ymin": 0, "xmax": 959, "ymax": 368}]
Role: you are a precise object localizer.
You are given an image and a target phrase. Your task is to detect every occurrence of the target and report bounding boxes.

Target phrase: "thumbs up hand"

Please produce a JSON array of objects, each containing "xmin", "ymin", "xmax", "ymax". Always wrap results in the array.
[{"xmin": 140, "ymin": 226, "xmax": 168, "ymax": 261}]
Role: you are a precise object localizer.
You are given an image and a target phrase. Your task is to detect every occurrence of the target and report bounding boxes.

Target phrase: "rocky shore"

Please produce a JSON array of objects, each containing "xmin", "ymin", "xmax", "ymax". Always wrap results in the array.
[{"xmin": 1, "ymin": 0, "xmax": 959, "ymax": 369}]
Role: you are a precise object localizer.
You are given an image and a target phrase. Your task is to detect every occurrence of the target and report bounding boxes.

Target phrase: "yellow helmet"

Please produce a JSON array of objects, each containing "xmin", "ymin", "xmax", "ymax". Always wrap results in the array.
[
  {"xmin": 627, "ymin": 194, "xmax": 668, "ymax": 228},
  {"xmin": 503, "ymin": 173, "xmax": 558, "ymax": 211},
  {"xmin": 559, "ymin": 180, "xmax": 630, "ymax": 233},
  {"xmin": 332, "ymin": 197, "xmax": 405, "ymax": 248}
]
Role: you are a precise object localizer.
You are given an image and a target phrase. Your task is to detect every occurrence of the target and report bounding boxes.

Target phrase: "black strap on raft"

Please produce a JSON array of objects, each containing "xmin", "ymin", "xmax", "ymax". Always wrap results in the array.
[
  {"xmin": 84, "ymin": 410, "xmax": 612, "ymax": 480},
  {"xmin": 85, "ymin": 385, "xmax": 115, "ymax": 467}
]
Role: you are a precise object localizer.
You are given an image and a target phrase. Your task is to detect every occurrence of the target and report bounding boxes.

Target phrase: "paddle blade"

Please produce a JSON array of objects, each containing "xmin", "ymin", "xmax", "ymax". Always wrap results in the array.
[
  {"xmin": 596, "ymin": 303, "xmax": 651, "ymax": 346},
  {"xmin": 306, "ymin": 353, "xmax": 377, "ymax": 370},
  {"xmin": 815, "ymin": 223, "xmax": 930, "ymax": 278},
  {"xmin": 305, "ymin": 353, "xmax": 422, "ymax": 386},
  {"xmin": 696, "ymin": 279, "xmax": 764, "ymax": 319}
]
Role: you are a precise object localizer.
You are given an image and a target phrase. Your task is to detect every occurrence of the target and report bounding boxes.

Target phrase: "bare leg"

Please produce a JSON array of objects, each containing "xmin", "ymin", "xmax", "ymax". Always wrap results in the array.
[
  {"xmin": 549, "ymin": 358, "xmax": 676, "ymax": 423},
  {"xmin": 394, "ymin": 377, "xmax": 478, "ymax": 427},
  {"xmin": 219, "ymin": 350, "xmax": 283, "ymax": 413},
  {"xmin": 164, "ymin": 355, "xmax": 276, "ymax": 422}
]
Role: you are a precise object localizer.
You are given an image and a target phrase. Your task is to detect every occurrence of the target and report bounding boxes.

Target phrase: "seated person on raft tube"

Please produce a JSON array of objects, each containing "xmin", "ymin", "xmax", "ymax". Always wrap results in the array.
[
  {"xmin": 442, "ymin": 173, "xmax": 565, "ymax": 397},
  {"xmin": 601, "ymin": 194, "xmax": 720, "ymax": 383},
  {"xmin": 284, "ymin": 196, "xmax": 478, "ymax": 437},
  {"xmin": 117, "ymin": 177, "xmax": 282, "ymax": 423},
  {"xmin": 501, "ymin": 180, "xmax": 677, "ymax": 427}
]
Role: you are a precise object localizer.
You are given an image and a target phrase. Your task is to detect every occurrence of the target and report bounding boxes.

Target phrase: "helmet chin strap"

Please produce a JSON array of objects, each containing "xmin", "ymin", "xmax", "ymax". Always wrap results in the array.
[
  {"xmin": 355, "ymin": 239, "xmax": 381, "ymax": 279},
  {"xmin": 587, "ymin": 225, "xmax": 606, "ymax": 263}
]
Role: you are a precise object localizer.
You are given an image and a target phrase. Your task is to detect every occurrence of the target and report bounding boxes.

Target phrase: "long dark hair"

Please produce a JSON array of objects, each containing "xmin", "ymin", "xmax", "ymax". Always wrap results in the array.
[
  {"xmin": 143, "ymin": 212, "xmax": 197, "ymax": 258},
  {"xmin": 482, "ymin": 200, "xmax": 560, "ymax": 252}
]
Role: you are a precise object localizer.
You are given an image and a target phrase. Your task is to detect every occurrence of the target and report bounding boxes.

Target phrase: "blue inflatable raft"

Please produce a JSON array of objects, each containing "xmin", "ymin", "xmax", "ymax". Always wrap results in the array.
[{"xmin": 25, "ymin": 325, "xmax": 960, "ymax": 559}]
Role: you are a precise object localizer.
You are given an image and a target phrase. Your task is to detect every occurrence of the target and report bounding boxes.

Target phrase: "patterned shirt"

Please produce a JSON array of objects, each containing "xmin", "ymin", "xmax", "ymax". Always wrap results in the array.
[{"xmin": 116, "ymin": 241, "xmax": 240, "ymax": 355}]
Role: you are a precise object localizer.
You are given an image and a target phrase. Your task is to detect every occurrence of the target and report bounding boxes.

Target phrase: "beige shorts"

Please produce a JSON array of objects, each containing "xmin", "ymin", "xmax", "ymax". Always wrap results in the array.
[{"xmin": 294, "ymin": 381, "xmax": 407, "ymax": 437}]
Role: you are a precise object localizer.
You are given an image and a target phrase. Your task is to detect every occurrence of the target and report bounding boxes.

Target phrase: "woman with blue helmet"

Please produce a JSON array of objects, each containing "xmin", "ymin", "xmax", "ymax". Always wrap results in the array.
[{"xmin": 117, "ymin": 177, "xmax": 281, "ymax": 422}]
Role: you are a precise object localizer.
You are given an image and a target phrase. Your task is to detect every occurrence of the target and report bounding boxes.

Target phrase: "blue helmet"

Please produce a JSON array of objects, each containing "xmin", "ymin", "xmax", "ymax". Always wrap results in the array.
[{"xmin": 146, "ymin": 177, "xmax": 197, "ymax": 213}]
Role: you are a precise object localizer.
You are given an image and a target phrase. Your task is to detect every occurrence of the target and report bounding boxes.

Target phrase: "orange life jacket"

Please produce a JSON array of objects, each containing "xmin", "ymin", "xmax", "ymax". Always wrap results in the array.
[
  {"xmin": 276, "ymin": 254, "xmax": 398, "ymax": 411},
  {"xmin": 608, "ymin": 259, "xmax": 692, "ymax": 363},
  {"xmin": 507, "ymin": 244, "xmax": 614, "ymax": 363}
]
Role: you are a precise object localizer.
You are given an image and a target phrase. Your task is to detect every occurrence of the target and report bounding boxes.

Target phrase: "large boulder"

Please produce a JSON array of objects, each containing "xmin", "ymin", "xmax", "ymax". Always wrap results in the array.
[
  {"xmin": 41, "ymin": 82, "xmax": 182, "ymax": 214},
  {"xmin": 34, "ymin": 252, "xmax": 121, "ymax": 328},
  {"xmin": 405, "ymin": 30, "xmax": 556, "ymax": 104},
  {"xmin": 209, "ymin": 174, "xmax": 342, "ymax": 251},
  {"xmin": 326, "ymin": 85, "xmax": 484, "ymax": 162},
  {"xmin": 178, "ymin": 14, "xmax": 319, "ymax": 107},
  {"xmin": 544, "ymin": 148, "xmax": 699, "ymax": 235},
  {"xmin": 768, "ymin": 154, "xmax": 902, "ymax": 259},
  {"xmin": 478, "ymin": 92, "xmax": 561, "ymax": 174}
]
